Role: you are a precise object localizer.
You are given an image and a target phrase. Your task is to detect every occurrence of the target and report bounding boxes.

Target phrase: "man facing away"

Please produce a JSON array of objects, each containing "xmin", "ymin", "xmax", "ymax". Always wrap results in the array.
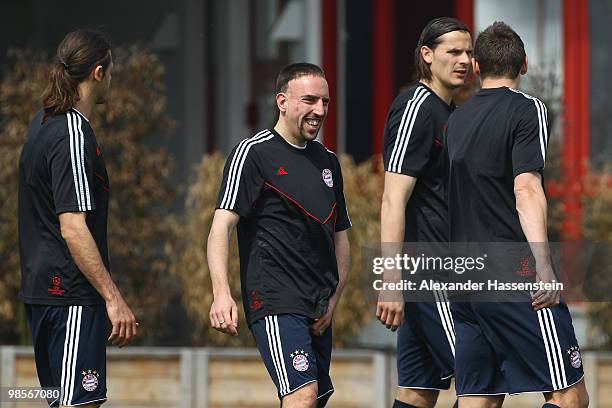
[
  {"xmin": 18, "ymin": 30, "xmax": 137, "ymax": 407},
  {"xmin": 208, "ymin": 63, "xmax": 351, "ymax": 408},
  {"xmin": 445, "ymin": 21, "xmax": 589, "ymax": 408},
  {"xmin": 377, "ymin": 17, "xmax": 472, "ymax": 408}
]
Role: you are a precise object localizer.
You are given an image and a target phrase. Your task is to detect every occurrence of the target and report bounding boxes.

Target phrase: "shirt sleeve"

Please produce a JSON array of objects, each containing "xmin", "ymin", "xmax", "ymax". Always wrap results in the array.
[
  {"xmin": 383, "ymin": 93, "xmax": 434, "ymax": 177},
  {"xmin": 331, "ymin": 153, "xmax": 351, "ymax": 232},
  {"xmin": 215, "ymin": 141, "xmax": 265, "ymax": 217},
  {"xmin": 512, "ymin": 99, "xmax": 549, "ymax": 177},
  {"xmin": 49, "ymin": 133, "xmax": 96, "ymax": 214}
]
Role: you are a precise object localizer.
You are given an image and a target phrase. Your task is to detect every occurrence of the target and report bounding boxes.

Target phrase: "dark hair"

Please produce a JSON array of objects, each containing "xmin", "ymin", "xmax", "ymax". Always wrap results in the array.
[
  {"xmin": 42, "ymin": 29, "xmax": 112, "ymax": 122},
  {"xmin": 275, "ymin": 62, "xmax": 325, "ymax": 93},
  {"xmin": 474, "ymin": 21, "xmax": 526, "ymax": 79},
  {"xmin": 414, "ymin": 17, "xmax": 470, "ymax": 81}
]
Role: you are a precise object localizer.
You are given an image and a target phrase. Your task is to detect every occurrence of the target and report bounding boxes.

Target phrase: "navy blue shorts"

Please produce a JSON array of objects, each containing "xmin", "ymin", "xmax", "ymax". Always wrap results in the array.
[
  {"xmin": 397, "ymin": 291, "xmax": 455, "ymax": 390},
  {"xmin": 25, "ymin": 304, "xmax": 107, "ymax": 407},
  {"xmin": 250, "ymin": 314, "xmax": 333, "ymax": 406},
  {"xmin": 451, "ymin": 299, "xmax": 585, "ymax": 396}
]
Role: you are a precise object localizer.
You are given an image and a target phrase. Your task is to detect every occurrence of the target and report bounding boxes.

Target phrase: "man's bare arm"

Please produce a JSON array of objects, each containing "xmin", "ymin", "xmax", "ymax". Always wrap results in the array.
[
  {"xmin": 207, "ymin": 209, "xmax": 240, "ymax": 336},
  {"xmin": 59, "ymin": 212, "xmax": 136, "ymax": 347},
  {"xmin": 514, "ymin": 171, "xmax": 558, "ymax": 309},
  {"xmin": 333, "ymin": 229, "xmax": 350, "ymax": 305},
  {"xmin": 377, "ymin": 171, "xmax": 417, "ymax": 330}
]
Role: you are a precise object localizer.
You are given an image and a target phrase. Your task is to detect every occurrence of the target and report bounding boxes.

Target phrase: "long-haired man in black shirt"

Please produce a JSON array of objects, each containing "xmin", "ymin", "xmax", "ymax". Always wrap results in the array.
[
  {"xmin": 377, "ymin": 17, "xmax": 472, "ymax": 408},
  {"xmin": 19, "ymin": 30, "xmax": 137, "ymax": 407}
]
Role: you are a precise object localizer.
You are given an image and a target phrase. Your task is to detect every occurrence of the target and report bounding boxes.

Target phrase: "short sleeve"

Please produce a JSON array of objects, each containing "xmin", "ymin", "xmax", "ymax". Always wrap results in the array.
[
  {"xmin": 49, "ymin": 132, "xmax": 96, "ymax": 214},
  {"xmin": 512, "ymin": 99, "xmax": 549, "ymax": 177},
  {"xmin": 383, "ymin": 92, "xmax": 433, "ymax": 177},
  {"xmin": 331, "ymin": 154, "xmax": 351, "ymax": 232},
  {"xmin": 216, "ymin": 141, "xmax": 265, "ymax": 217}
]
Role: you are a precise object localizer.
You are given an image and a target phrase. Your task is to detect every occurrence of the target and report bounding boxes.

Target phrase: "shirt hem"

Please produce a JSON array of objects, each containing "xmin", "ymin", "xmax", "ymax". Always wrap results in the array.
[
  {"xmin": 20, "ymin": 295, "xmax": 105, "ymax": 306},
  {"xmin": 247, "ymin": 307, "xmax": 322, "ymax": 327}
]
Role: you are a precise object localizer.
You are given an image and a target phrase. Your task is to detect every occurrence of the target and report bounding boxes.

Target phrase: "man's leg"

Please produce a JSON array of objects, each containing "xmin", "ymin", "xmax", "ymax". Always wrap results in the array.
[
  {"xmin": 57, "ymin": 305, "xmax": 108, "ymax": 406},
  {"xmin": 543, "ymin": 378, "xmax": 589, "ymax": 408},
  {"xmin": 251, "ymin": 315, "xmax": 324, "ymax": 405},
  {"xmin": 28, "ymin": 305, "xmax": 107, "ymax": 407},
  {"xmin": 472, "ymin": 301, "xmax": 586, "ymax": 402},
  {"xmin": 281, "ymin": 382, "xmax": 318, "ymax": 408},
  {"xmin": 452, "ymin": 301, "xmax": 508, "ymax": 405},
  {"xmin": 395, "ymin": 301, "xmax": 454, "ymax": 408},
  {"xmin": 394, "ymin": 388, "xmax": 438, "ymax": 408},
  {"xmin": 457, "ymin": 395, "xmax": 504, "ymax": 408}
]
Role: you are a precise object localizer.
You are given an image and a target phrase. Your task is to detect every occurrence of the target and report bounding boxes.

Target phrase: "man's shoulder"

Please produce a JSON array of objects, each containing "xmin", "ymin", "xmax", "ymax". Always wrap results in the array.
[
  {"xmin": 393, "ymin": 84, "xmax": 432, "ymax": 105},
  {"xmin": 312, "ymin": 140, "xmax": 337, "ymax": 157},
  {"xmin": 37, "ymin": 109, "xmax": 95, "ymax": 138},
  {"xmin": 228, "ymin": 129, "xmax": 276, "ymax": 163},
  {"xmin": 390, "ymin": 84, "xmax": 433, "ymax": 119},
  {"xmin": 507, "ymin": 88, "xmax": 548, "ymax": 115}
]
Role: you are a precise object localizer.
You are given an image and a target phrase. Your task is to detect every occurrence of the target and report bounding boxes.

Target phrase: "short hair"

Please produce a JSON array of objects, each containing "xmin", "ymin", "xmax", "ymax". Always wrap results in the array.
[
  {"xmin": 42, "ymin": 29, "xmax": 112, "ymax": 122},
  {"xmin": 474, "ymin": 21, "xmax": 526, "ymax": 80},
  {"xmin": 414, "ymin": 17, "xmax": 470, "ymax": 81},
  {"xmin": 275, "ymin": 63, "xmax": 325, "ymax": 94}
]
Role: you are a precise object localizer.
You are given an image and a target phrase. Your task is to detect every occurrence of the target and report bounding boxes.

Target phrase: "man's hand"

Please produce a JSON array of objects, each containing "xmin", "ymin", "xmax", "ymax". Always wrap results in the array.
[
  {"xmin": 210, "ymin": 295, "xmax": 239, "ymax": 336},
  {"xmin": 532, "ymin": 262, "xmax": 560, "ymax": 310},
  {"xmin": 106, "ymin": 296, "xmax": 138, "ymax": 347},
  {"xmin": 310, "ymin": 301, "xmax": 336, "ymax": 336},
  {"xmin": 376, "ymin": 292, "xmax": 404, "ymax": 331}
]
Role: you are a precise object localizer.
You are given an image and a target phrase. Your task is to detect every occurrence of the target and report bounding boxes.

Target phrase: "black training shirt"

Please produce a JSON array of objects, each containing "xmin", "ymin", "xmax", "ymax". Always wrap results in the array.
[
  {"xmin": 216, "ymin": 129, "xmax": 351, "ymax": 325},
  {"xmin": 19, "ymin": 109, "xmax": 109, "ymax": 305},
  {"xmin": 445, "ymin": 87, "xmax": 549, "ymax": 242},
  {"xmin": 383, "ymin": 83, "xmax": 452, "ymax": 242}
]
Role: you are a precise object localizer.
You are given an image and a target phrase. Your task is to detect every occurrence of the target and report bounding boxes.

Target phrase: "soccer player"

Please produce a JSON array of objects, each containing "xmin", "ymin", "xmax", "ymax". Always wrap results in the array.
[
  {"xmin": 208, "ymin": 63, "xmax": 351, "ymax": 408},
  {"xmin": 445, "ymin": 22, "xmax": 589, "ymax": 407},
  {"xmin": 18, "ymin": 30, "xmax": 138, "ymax": 407},
  {"xmin": 377, "ymin": 17, "xmax": 472, "ymax": 408}
]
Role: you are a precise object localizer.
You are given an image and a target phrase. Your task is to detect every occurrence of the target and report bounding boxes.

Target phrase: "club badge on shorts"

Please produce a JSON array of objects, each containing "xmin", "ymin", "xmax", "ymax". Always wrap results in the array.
[
  {"xmin": 290, "ymin": 350, "xmax": 309, "ymax": 372},
  {"xmin": 567, "ymin": 346, "xmax": 582, "ymax": 369},
  {"xmin": 81, "ymin": 369, "xmax": 100, "ymax": 392},
  {"xmin": 322, "ymin": 169, "xmax": 333, "ymax": 187}
]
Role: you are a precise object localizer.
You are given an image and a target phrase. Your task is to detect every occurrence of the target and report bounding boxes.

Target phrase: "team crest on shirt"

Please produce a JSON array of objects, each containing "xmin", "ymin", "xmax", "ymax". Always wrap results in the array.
[
  {"xmin": 290, "ymin": 350, "xmax": 309, "ymax": 372},
  {"xmin": 567, "ymin": 346, "xmax": 582, "ymax": 369},
  {"xmin": 47, "ymin": 275, "xmax": 66, "ymax": 295},
  {"xmin": 81, "ymin": 370, "xmax": 100, "ymax": 392},
  {"xmin": 322, "ymin": 169, "xmax": 333, "ymax": 188}
]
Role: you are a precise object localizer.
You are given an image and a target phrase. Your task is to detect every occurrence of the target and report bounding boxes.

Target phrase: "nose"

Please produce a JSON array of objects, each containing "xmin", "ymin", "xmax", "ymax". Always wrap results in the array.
[
  {"xmin": 313, "ymin": 99, "xmax": 326, "ymax": 116},
  {"xmin": 459, "ymin": 51, "xmax": 471, "ymax": 66}
]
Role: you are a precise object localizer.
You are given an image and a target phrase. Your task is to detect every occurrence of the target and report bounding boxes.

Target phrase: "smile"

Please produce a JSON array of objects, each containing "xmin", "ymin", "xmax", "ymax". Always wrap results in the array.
[{"xmin": 305, "ymin": 118, "xmax": 320, "ymax": 127}]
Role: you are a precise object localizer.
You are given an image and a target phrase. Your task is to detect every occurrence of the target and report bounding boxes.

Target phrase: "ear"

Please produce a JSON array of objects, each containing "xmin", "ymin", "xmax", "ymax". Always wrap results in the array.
[
  {"xmin": 276, "ymin": 93, "xmax": 288, "ymax": 113},
  {"xmin": 421, "ymin": 45, "xmax": 434, "ymax": 64},
  {"xmin": 471, "ymin": 58, "xmax": 480, "ymax": 77},
  {"xmin": 92, "ymin": 65, "xmax": 105, "ymax": 82},
  {"xmin": 520, "ymin": 55, "xmax": 528, "ymax": 76}
]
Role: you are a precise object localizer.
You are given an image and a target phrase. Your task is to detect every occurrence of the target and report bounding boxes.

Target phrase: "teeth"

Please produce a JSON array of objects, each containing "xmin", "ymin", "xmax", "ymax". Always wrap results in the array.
[{"xmin": 306, "ymin": 119, "xmax": 319, "ymax": 127}]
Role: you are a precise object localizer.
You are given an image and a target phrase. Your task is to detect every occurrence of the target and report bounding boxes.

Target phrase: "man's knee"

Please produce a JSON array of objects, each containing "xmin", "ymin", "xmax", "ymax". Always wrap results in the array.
[
  {"xmin": 282, "ymin": 382, "xmax": 318, "ymax": 408},
  {"xmin": 396, "ymin": 387, "xmax": 439, "ymax": 408},
  {"xmin": 547, "ymin": 380, "xmax": 589, "ymax": 408},
  {"xmin": 549, "ymin": 392, "xmax": 589, "ymax": 408},
  {"xmin": 458, "ymin": 396, "xmax": 504, "ymax": 408}
]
